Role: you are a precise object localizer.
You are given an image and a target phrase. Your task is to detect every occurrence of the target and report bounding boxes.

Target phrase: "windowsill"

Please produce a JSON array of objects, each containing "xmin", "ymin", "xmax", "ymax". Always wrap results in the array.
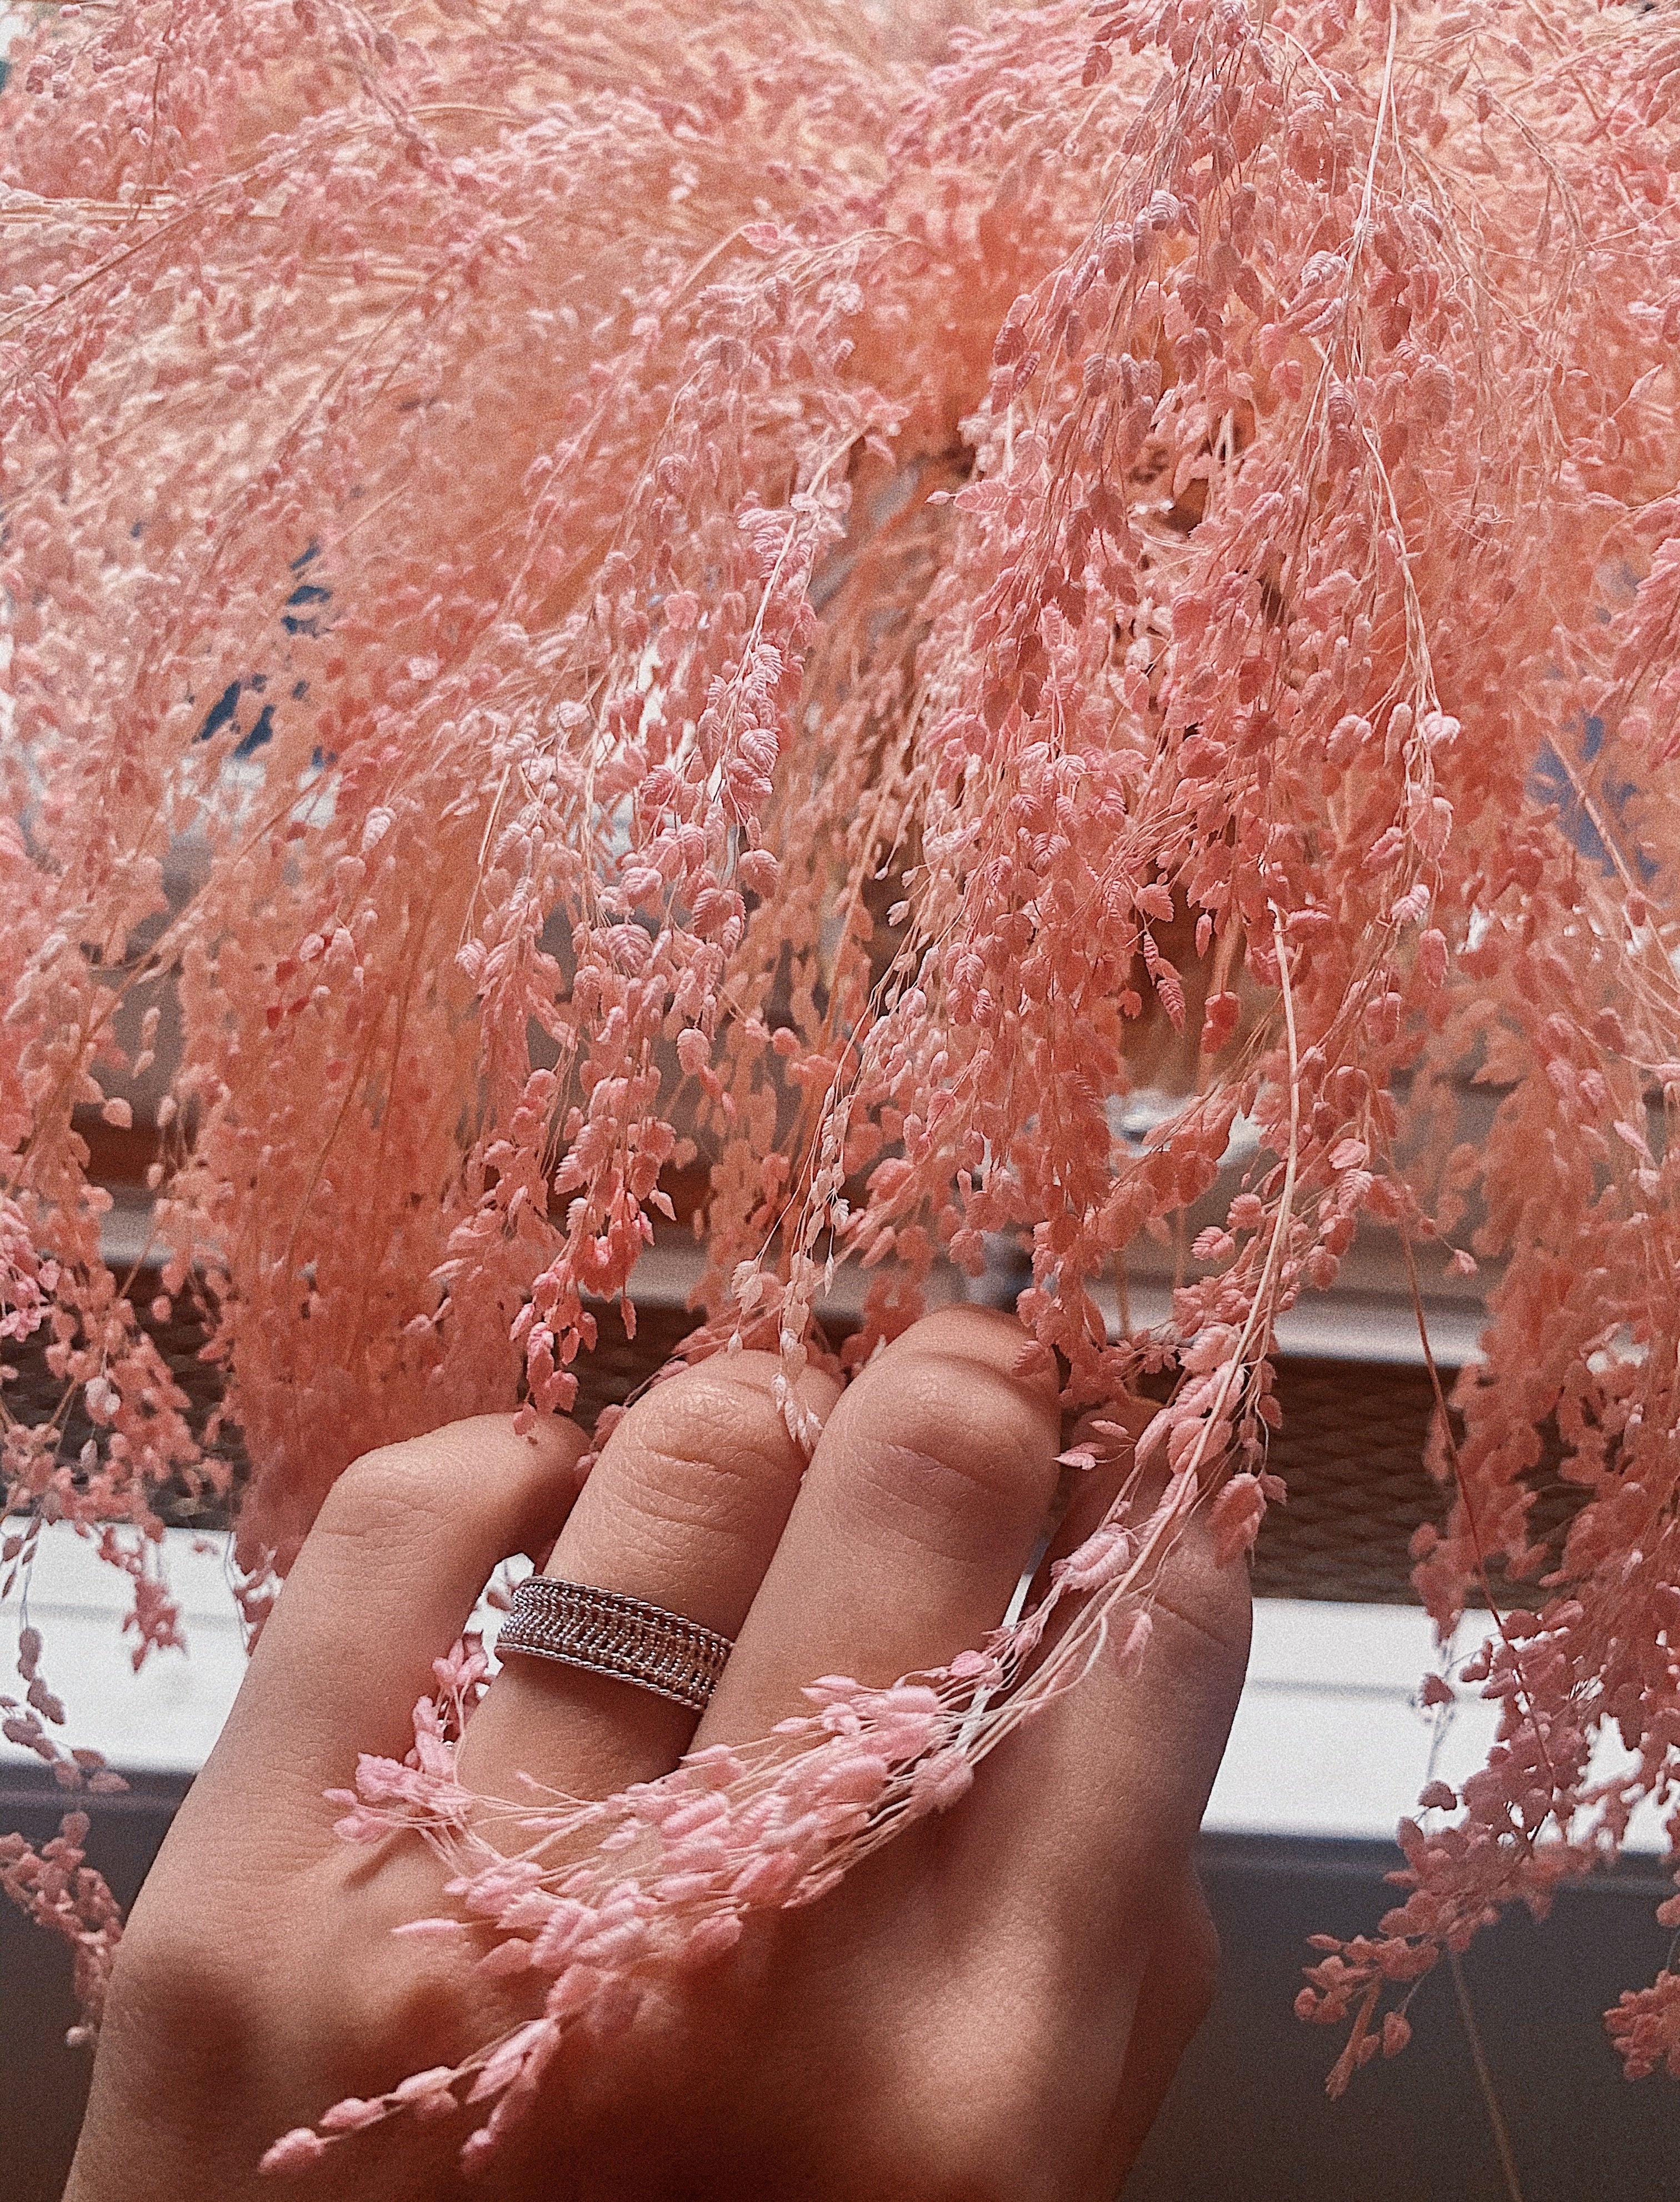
[{"xmin": 1, "ymin": 1521, "xmax": 1662, "ymax": 1854}]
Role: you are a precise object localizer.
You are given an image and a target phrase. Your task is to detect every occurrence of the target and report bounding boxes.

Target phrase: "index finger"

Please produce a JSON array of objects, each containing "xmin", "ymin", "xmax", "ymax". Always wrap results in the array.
[{"xmin": 190, "ymin": 1413, "xmax": 587, "ymax": 1851}]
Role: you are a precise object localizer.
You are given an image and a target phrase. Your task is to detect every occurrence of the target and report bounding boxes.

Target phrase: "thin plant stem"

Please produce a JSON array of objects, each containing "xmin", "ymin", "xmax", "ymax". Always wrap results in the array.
[{"xmin": 1448, "ymin": 1945, "xmax": 1527, "ymax": 2202}]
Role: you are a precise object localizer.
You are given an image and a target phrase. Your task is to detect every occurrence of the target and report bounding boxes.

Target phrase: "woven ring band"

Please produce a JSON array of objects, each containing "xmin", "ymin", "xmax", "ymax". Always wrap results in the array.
[{"xmin": 496, "ymin": 1578, "xmax": 733, "ymax": 1713}]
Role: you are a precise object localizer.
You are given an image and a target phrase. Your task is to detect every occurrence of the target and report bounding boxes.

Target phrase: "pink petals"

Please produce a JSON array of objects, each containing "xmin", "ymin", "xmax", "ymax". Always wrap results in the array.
[
  {"xmin": 285, "ymin": 1647, "xmax": 1022, "ymax": 2166},
  {"xmin": 3, "ymin": 0, "xmax": 1679, "ymax": 2161},
  {"xmin": 0, "ymin": 1812, "xmax": 123, "ymax": 2046}
]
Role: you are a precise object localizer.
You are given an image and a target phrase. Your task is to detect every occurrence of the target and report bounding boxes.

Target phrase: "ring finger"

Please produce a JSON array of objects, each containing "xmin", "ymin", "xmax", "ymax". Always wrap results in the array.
[{"xmin": 456, "ymin": 1350, "xmax": 841, "ymax": 1809}]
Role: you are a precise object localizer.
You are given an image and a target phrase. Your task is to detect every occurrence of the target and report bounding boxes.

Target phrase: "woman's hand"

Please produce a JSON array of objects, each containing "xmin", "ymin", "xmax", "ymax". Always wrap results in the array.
[{"xmin": 67, "ymin": 1305, "xmax": 1250, "ymax": 2200}]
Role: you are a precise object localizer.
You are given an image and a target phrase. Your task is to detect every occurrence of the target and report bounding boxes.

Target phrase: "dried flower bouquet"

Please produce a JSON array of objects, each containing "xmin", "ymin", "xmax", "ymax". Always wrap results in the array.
[{"xmin": 4, "ymin": 0, "xmax": 1680, "ymax": 2164}]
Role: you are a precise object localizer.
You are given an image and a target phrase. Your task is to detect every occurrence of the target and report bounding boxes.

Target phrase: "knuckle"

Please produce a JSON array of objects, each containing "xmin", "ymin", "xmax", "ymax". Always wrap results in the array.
[
  {"xmin": 624, "ymin": 1352, "xmax": 785, "ymax": 1445},
  {"xmin": 316, "ymin": 1441, "xmax": 453, "ymax": 1552},
  {"xmin": 106, "ymin": 1905, "xmax": 250, "ymax": 2066},
  {"xmin": 601, "ymin": 1355, "xmax": 801, "ymax": 1533},
  {"xmin": 1150, "ymin": 1556, "xmax": 1255, "ymax": 1665},
  {"xmin": 339, "ymin": 1939, "xmax": 472, "ymax": 2064},
  {"xmin": 890, "ymin": 1304, "xmax": 1060, "ymax": 1403},
  {"xmin": 844, "ymin": 1353, "xmax": 1059, "ymax": 1530},
  {"xmin": 312, "ymin": 1413, "xmax": 584, "ymax": 1557}
]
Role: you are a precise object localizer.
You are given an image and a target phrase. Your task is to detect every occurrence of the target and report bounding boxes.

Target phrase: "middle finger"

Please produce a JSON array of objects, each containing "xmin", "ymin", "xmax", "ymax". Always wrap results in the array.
[
  {"xmin": 457, "ymin": 1349, "xmax": 841, "ymax": 1806},
  {"xmin": 696, "ymin": 1303, "xmax": 1062, "ymax": 1748}
]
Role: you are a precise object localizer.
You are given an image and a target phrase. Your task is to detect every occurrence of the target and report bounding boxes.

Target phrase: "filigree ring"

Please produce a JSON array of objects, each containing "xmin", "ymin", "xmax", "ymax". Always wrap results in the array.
[{"xmin": 496, "ymin": 1578, "xmax": 733, "ymax": 1713}]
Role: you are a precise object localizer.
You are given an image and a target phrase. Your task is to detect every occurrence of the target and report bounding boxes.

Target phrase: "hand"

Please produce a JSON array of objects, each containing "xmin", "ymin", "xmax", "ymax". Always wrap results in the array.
[{"xmin": 67, "ymin": 1305, "xmax": 1250, "ymax": 2200}]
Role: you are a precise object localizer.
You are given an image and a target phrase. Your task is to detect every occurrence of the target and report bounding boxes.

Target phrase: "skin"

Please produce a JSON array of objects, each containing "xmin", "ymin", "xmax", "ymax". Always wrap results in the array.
[{"xmin": 66, "ymin": 1305, "xmax": 1251, "ymax": 2201}]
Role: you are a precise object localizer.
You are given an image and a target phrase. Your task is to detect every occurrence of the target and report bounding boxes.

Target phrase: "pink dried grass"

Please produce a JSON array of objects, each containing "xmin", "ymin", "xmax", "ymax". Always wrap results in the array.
[
  {"xmin": 0, "ymin": 1805, "xmax": 124, "ymax": 2047},
  {"xmin": 2, "ymin": 0, "xmax": 1680, "ymax": 2160}
]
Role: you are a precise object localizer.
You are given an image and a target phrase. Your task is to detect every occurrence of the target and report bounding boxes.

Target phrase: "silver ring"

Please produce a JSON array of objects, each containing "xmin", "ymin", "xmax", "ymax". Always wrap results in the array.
[{"xmin": 496, "ymin": 1578, "xmax": 733, "ymax": 1713}]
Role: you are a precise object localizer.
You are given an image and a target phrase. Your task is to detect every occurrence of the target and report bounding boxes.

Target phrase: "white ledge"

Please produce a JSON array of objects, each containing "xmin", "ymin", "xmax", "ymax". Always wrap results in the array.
[{"xmin": 0, "ymin": 1525, "xmax": 1661, "ymax": 1855}]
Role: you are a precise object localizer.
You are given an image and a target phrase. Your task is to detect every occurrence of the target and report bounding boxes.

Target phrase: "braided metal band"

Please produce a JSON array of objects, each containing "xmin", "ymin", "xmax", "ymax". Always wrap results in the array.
[{"xmin": 497, "ymin": 1578, "xmax": 733, "ymax": 1713}]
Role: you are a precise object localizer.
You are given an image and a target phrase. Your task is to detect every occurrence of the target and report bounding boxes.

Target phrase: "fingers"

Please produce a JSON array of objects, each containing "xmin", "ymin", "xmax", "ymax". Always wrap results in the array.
[
  {"xmin": 929, "ymin": 1475, "xmax": 1248, "ymax": 1943},
  {"xmin": 196, "ymin": 1413, "xmax": 588, "ymax": 1843},
  {"xmin": 457, "ymin": 1352, "xmax": 842, "ymax": 1806},
  {"xmin": 1026, "ymin": 1389, "xmax": 1252, "ymax": 1868},
  {"xmin": 906, "ymin": 1459, "xmax": 1246, "ymax": 2186},
  {"xmin": 1042, "ymin": 1462, "xmax": 1253, "ymax": 1868},
  {"xmin": 696, "ymin": 1304, "xmax": 1063, "ymax": 1747}
]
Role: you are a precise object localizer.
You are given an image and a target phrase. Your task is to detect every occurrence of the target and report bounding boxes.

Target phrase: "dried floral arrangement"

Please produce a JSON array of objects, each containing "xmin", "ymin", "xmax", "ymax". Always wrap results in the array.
[{"xmin": 4, "ymin": 0, "xmax": 1680, "ymax": 2168}]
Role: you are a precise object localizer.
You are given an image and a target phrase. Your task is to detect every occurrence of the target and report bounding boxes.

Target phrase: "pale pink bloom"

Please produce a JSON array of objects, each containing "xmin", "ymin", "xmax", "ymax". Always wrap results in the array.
[{"xmin": 4, "ymin": 0, "xmax": 1680, "ymax": 2165}]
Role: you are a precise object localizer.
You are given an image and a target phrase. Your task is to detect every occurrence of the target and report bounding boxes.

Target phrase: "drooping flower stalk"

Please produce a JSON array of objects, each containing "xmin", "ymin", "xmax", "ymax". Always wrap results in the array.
[{"xmin": 6, "ymin": 0, "xmax": 1680, "ymax": 2156}]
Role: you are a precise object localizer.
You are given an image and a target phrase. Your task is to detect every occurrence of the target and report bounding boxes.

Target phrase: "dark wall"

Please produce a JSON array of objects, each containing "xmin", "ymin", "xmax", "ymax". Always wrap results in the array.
[
  {"xmin": 1, "ymin": 1776, "xmax": 190, "ymax": 2202},
  {"xmin": 1129, "ymin": 1835, "xmax": 1679, "ymax": 2201}
]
